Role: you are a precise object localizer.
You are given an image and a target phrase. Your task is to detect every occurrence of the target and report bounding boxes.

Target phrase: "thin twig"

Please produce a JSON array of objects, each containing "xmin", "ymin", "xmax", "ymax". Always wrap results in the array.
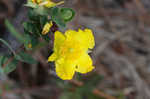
[{"xmin": 93, "ymin": 89, "xmax": 117, "ymax": 99}]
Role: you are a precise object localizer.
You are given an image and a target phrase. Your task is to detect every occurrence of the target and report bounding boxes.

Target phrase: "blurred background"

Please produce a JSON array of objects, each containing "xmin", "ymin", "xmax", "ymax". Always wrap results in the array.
[{"xmin": 1, "ymin": 0, "xmax": 150, "ymax": 99}]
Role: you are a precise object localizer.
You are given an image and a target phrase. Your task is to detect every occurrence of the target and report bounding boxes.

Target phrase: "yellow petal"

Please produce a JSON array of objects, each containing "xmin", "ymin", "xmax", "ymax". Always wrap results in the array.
[
  {"xmin": 83, "ymin": 29, "xmax": 95, "ymax": 49},
  {"xmin": 55, "ymin": 58, "xmax": 76, "ymax": 80},
  {"xmin": 76, "ymin": 53, "xmax": 94, "ymax": 74},
  {"xmin": 43, "ymin": 1, "xmax": 64, "ymax": 8},
  {"xmin": 78, "ymin": 29, "xmax": 95, "ymax": 49},
  {"xmin": 54, "ymin": 31, "xmax": 65, "ymax": 52},
  {"xmin": 32, "ymin": 0, "xmax": 42, "ymax": 4},
  {"xmin": 65, "ymin": 29, "xmax": 95, "ymax": 49},
  {"xmin": 65, "ymin": 29, "xmax": 77, "ymax": 40},
  {"xmin": 48, "ymin": 53, "xmax": 57, "ymax": 61},
  {"xmin": 42, "ymin": 21, "xmax": 53, "ymax": 35}
]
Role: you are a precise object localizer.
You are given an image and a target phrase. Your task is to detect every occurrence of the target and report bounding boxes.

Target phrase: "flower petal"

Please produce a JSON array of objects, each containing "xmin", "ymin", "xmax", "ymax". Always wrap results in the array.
[
  {"xmin": 44, "ymin": 0, "xmax": 64, "ymax": 8},
  {"xmin": 83, "ymin": 29, "xmax": 95, "ymax": 49},
  {"xmin": 42, "ymin": 21, "xmax": 53, "ymax": 35},
  {"xmin": 65, "ymin": 30, "xmax": 86, "ymax": 50},
  {"xmin": 55, "ymin": 58, "xmax": 76, "ymax": 80},
  {"xmin": 32, "ymin": 0, "xmax": 42, "ymax": 4},
  {"xmin": 78, "ymin": 29, "xmax": 95, "ymax": 49},
  {"xmin": 65, "ymin": 29, "xmax": 95, "ymax": 49},
  {"xmin": 76, "ymin": 53, "xmax": 94, "ymax": 74},
  {"xmin": 48, "ymin": 53, "xmax": 57, "ymax": 61},
  {"xmin": 54, "ymin": 31, "xmax": 65, "ymax": 52}
]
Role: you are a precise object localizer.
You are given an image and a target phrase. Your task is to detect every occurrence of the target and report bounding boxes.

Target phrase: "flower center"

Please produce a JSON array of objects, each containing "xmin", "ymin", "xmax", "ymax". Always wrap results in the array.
[
  {"xmin": 69, "ymin": 48, "xmax": 74, "ymax": 52},
  {"xmin": 59, "ymin": 41, "xmax": 82, "ymax": 60}
]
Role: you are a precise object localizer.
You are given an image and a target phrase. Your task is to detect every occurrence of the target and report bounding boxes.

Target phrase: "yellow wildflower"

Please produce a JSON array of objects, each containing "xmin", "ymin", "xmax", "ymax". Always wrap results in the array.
[
  {"xmin": 31, "ymin": 0, "xmax": 64, "ymax": 8},
  {"xmin": 48, "ymin": 29, "xmax": 95, "ymax": 80},
  {"xmin": 42, "ymin": 21, "xmax": 53, "ymax": 35}
]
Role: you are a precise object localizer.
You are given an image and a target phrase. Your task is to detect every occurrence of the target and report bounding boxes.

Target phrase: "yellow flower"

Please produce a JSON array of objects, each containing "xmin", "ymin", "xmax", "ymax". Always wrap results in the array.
[
  {"xmin": 31, "ymin": 0, "xmax": 64, "ymax": 8},
  {"xmin": 42, "ymin": 21, "xmax": 53, "ymax": 35},
  {"xmin": 48, "ymin": 29, "xmax": 95, "ymax": 80}
]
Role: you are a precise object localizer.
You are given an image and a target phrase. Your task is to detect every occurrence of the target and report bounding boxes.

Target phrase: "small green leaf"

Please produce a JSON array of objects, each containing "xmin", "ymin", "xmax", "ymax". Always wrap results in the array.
[
  {"xmin": 50, "ymin": 7, "xmax": 75, "ymax": 28},
  {"xmin": 24, "ymin": 2, "xmax": 38, "ymax": 8},
  {"xmin": 28, "ymin": 10, "xmax": 40, "ymax": 21},
  {"xmin": 23, "ymin": 22, "xmax": 41, "ymax": 37},
  {"xmin": 23, "ymin": 20, "xmax": 50, "ymax": 42},
  {"xmin": 40, "ymin": 16, "xmax": 49, "ymax": 27},
  {"xmin": 34, "ymin": 6, "xmax": 51, "ymax": 16},
  {"xmin": 0, "ymin": 56, "xmax": 18, "ymax": 74},
  {"xmin": 0, "ymin": 56, "xmax": 5, "ymax": 74},
  {"xmin": 0, "ymin": 56, "xmax": 6, "ymax": 68},
  {"xmin": 23, "ymin": 22, "xmax": 34, "ymax": 33},
  {"xmin": 3, "ymin": 59, "xmax": 18, "ymax": 74},
  {"xmin": 15, "ymin": 51, "xmax": 37, "ymax": 64},
  {"xmin": 34, "ymin": 6, "xmax": 45, "ymax": 15},
  {"xmin": 60, "ymin": 8, "xmax": 75, "ymax": 22},
  {"xmin": 50, "ymin": 7, "xmax": 66, "ymax": 28}
]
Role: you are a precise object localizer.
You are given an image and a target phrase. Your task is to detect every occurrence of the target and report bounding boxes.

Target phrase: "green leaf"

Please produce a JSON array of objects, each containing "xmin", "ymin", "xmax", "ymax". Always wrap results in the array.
[
  {"xmin": 23, "ymin": 22, "xmax": 35, "ymax": 33},
  {"xmin": 34, "ymin": 6, "xmax": 51, "ymax": 16},
  {"xmin": 15, "ymin": 51, "xmax": 37, "ymax": 64},
  {"xmin": 23, "ymin": 22, "xmax": 41, "ymax": 37},
  {"xmin": 40, "ymin": 16, "xmax": 49, "ymax": 27},
  {"xmin": 28, "ymin": 9, "xmax": 40, "ymax": 21},
  {"xmin": 34, "ymin": 6, "xmax": 45, "ymax": 15},
  {"xmin": 50, "ymin": 7, "xmax": 75, "ymax": 28},
  {"xmin": 50, "ymin": 7, "xmax": 66, "ymax": 28},
  {"xmin": 0, "ymin": 56, "xmax": 18, "ymax": 74},
  {"xmin": 24, "ymin": 2, "xmax": 38, "ymax": 8},
  {"xmin": 0, "ymin": 56, "xmax": 6, "ymax": 68},
  {"xmin": 3, "ymin": 59, "xmax": 18, "ymax": 74},
  {"xmin": 23, "ymin": 20, "xmax": 50, "ymax": 42},
  {"xmin": 60, "ymin": 8, "xmax": 75, "ymax": 22},
  {"xmin": 5, "ymin": 20, "xmax": 27, "ymax": 44},
  {"xmin": 0, "ymin": 56, "xmax": 5, "ymax": 74}
]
